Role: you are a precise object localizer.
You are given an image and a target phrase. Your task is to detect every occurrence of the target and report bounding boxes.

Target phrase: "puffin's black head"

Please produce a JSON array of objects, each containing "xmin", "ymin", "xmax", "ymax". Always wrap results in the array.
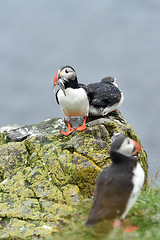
[
  {"xmin": 110, "ymin": 134, "xmax": 141, "ymax": 162},
  {"xmin": 101, "ymin": 76, "xmax": 118, "ymax": 87},
  {"xmin": 53, "ymin": 66, "xmax": 78, "ymax": 94}
]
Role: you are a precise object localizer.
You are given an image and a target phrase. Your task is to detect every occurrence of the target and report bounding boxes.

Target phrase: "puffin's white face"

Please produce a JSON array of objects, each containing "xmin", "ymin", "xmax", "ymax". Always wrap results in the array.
[
  {"xmin": 116, "ymin": 137, "xmax": 138, "ymax": 157},
  {"xmin": 60, "ymin": 67, "xmax": 77, "ymax": 81},
  {"xmin": 111, "ymin": 78, "xmax": 118, "ymax": 87}
]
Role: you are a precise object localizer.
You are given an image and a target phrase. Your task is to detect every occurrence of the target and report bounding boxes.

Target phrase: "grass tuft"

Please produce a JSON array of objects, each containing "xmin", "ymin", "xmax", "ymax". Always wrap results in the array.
[{"xmin": 54, "ymin": 184, "xmax": 160, "ymax": 240}]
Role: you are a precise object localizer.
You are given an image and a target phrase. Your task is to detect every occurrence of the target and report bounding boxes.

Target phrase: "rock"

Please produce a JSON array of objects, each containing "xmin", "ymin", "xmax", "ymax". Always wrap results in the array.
[
  {"xmin": 62, "ymin": 184, "xmax": 83, "ymax": 205},
  {"xmin": 0, "ymin": 142, "xmax": 28, "ymax": 180},
  {"xmin": 0, "ymin": 111, "xmax": 148, "ymax": 238}
]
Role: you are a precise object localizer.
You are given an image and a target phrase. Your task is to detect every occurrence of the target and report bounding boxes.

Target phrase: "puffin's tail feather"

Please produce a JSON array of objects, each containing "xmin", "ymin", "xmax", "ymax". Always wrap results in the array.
[{"xmin": 85, "ymin": 219, "xmax": 97, "ymax": 227}]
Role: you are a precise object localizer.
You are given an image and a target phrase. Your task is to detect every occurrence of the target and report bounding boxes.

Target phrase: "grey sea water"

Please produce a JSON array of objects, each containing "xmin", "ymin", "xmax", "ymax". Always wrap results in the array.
[{"xmin": 0, "ymin": 0, "xmax": 160, "ymax": 182}]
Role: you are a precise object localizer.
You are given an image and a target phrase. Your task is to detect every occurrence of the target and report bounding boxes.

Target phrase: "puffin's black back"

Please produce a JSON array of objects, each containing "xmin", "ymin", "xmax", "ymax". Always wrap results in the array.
[{"xmin": 86, "ymin": 81, "xmax": 122, "ymax": 107}]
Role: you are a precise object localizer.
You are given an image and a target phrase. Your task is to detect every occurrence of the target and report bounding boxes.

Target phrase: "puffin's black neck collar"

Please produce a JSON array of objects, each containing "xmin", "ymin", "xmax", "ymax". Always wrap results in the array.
[
  {"xmin": 64, "ymin": 78, "xmax": 80, "ymax": 89},
  {"xmin": 110, "ymin": 151, "xmax": 137, "ymax": 164}
]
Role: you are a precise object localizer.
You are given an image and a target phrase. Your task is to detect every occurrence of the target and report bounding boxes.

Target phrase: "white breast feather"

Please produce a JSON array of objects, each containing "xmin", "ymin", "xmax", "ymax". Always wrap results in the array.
[
  {"xmin": 120, "ymin": 163, "xmax": 145, "ymax": 219},
  {"xmin": 57, "ymin": 88, "xmax": 89, "ymax": 119}
]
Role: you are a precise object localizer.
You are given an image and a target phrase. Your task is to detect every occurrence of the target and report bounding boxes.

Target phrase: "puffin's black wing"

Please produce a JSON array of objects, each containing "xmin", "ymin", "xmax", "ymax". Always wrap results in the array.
[
  {"xmin": 87, "ymin": 81, "xmax": 122, "ymax": 107},
  {"xmin": 55, "ymin": 90, "xmax": 60, "ymax": 105},
  {"xmin": 79, "ymin": 83, "xmax": 93, "ymax": 102},
  {"xmin": 85, "ymin": 167, "xmax": 133, "ymax": 226}
]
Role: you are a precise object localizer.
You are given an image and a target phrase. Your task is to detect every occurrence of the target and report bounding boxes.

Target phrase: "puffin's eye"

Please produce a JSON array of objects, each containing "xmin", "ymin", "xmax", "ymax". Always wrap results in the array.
[{"xmin": 65, "ymin": 69, "xmax": 68, "ymax": 73}]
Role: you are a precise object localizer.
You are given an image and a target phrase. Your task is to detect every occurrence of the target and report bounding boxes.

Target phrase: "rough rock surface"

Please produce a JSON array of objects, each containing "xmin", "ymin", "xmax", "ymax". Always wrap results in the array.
[{"xmin": 0, "ymin": 112, "xmax": 148, "ymax": 239}]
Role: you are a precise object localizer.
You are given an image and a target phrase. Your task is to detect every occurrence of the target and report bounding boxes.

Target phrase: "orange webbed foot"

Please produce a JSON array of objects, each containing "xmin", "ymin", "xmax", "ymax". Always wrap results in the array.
[
  {"xmin": 110, "ymin": 220, "xmax": 138, "ymax": 233},
  {"xmin": 122, "ymin": 225, "xmax": 139, "ymax": 233},
  {"xmin": 61, "ymin": 129, "xmax": 75, "ymax": 136},
  {"xmin": 76, "ymin": 125, "xmax": 87, "ymax": 131},
  {"xmin": 110, "ymin": 219, "xmax": 122, "ymax": 228},
  {"xmin": 76, "ymin": 117, "xmax": 87, "ymax": 132},
  {"xmin": 61, "ymin": 121, "xmax": 75, "ymax": 136}
]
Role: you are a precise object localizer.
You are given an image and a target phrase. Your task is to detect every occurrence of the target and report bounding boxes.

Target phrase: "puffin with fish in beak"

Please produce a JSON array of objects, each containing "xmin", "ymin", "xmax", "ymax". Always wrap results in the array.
[
  {"xmin": 53, "ymin": 65, "xmax": 89, "ymax": 136},
  {"xmin": 53, "ymin": 65, "xmax": 123, "ymax": 135}
]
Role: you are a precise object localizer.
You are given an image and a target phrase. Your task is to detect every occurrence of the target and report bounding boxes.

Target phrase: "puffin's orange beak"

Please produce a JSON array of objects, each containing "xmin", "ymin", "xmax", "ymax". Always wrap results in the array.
[
  {"xmin": 132, "ymin": 140, "xmax": 141, "ymax": 155},
  {"xmin": 53, "ymin": 71, "xmax": 59, "ymax": 86},
  {"xmin": 53, "ymin": 70, "xmax": 66, "ymax": 96}
]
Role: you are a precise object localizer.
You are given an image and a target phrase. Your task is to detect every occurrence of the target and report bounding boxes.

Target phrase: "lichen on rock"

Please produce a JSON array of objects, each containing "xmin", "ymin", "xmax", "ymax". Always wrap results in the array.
[
  {"xmin": 0, "ymin": 111, "xmax": 148, "ymax": 239},
  {"xmin": 0, "ymin": 141, "xmax": 29, "ymax": 179}
]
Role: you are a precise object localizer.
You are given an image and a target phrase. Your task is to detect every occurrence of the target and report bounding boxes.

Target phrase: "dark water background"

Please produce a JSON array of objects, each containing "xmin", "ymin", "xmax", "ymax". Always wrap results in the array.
[{"xmin": 0, "ymin": 0, "xmax": 160, "ymax": 182}]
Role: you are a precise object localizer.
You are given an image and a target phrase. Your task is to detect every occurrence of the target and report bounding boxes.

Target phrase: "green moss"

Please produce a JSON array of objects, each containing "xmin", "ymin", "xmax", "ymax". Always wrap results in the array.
[{"xmin": 53, "ymin": 186, "xmax": 160, "ymax": 240}]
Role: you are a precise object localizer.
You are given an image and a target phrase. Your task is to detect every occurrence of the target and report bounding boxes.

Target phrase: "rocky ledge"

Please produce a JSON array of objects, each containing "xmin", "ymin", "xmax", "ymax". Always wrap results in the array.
[{"xmin": 0, "ymin": 112, "xmax": 148, "ymax": 239}]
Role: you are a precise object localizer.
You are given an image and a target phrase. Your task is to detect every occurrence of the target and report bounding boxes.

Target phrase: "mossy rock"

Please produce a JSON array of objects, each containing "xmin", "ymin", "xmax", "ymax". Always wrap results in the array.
[{"xmin": 0, "ymin": 112, "xmax": 148, "ymax": 239}]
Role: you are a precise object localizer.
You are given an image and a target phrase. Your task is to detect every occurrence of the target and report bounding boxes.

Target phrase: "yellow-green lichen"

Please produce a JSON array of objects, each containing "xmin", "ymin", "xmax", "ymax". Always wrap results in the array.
[
  {"xmin": 26, "ymin": 165, "xmax": 48, "ymax": 184},
  {"xmin": 72, "ymin": 152, "xmax": 101, "ymax": 197},
  {"xmin": 0, "ymin": 218, "xmax": 60, "ymax": 239},
  {"xmin": 32, "ymin": 179, "xmax": 63, "ymax": 202},
  {"xmin": 0, "ymin": 142, "xmax": 29, "ymax": 178},
  {"xmin": 0, "ymin": 171, "xmax": 34, "ymax": 198},
  {"xmin": 62, "ymin": 184, "xmax": 82, "ymax": 206},
  {"xmin": 0, "ymin": 113, "xmax": 148, "ymax": 238}
]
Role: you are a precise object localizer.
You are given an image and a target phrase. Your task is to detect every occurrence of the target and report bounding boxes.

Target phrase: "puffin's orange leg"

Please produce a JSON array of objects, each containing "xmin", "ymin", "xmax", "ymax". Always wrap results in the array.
[
  {"xmin": 61, "ymin": 121, "xmax": 75, "ymax": 136},
  {"xmin": 76, "ymin": 117, "xmax": 87, "ymax": 131},
  {"xmin": 110, "ymin": 219, "xmax": 123, "ymax": 228},
  {"xmin": 110, "ymin": 220, "xmax": 138, "ymax": 233},
  {"xmin": 122, "ymin": 225, "xmax": 139, "ymax": 233}
]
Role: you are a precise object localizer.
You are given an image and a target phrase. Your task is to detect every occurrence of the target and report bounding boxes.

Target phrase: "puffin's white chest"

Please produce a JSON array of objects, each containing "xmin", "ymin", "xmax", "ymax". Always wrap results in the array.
[
  {"xmin": 57, "ymin": 88, "xmax": 89, "ymax": 118},
  {"xmin": 121, "ymin": 162, "xmax": 145, "ymax": 219}
]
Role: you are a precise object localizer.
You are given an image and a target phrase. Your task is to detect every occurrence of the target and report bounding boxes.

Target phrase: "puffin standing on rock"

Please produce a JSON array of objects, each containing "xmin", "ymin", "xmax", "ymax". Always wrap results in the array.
[
  {"xmin": 86, "ymin": 76, "xmax": 124, "ymax": 117},
  {"xmin": 53, "ymin": 65, "xmax": 123, "ymax": 135},
  {"xmin": 53, "ymin": 66, "xmax": 89, "ymax": 136},
  {"xmin": 85, "ymin": 134, "xmax": 145, "ymax": 232}
]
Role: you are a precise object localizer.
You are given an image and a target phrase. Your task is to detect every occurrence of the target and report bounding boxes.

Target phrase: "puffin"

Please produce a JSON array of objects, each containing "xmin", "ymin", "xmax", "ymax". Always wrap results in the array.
[
  {"xmin": 86, "ymin": 76, "xmax": 124, "ymax": 117},
  {"xmin": 53, "ymin": 65, "xmax": 89, "ymax": 136},
  {"xmin": 53, "ymin": 66, "xmax": 123, "ymax": 135},
  {"xmin": 85, "ymin": 134, "xmax": 145, "ymax": 232}
]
